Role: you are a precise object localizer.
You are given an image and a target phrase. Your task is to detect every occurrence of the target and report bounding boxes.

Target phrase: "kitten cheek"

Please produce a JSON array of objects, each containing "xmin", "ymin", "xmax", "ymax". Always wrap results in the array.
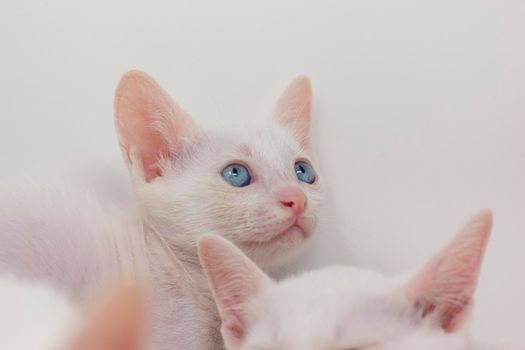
[
  {"xmin": 253, "ymin": 206, "xmax": 271, "ymax": 219},
  {"xmin": 297, "ymin": 213, "xmax": 318, "ymax": 235}
]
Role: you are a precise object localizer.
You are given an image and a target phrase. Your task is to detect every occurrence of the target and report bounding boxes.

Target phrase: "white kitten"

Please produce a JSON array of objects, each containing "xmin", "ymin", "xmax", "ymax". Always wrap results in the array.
[
  {"xmin": 0, "ymin": 72, "xmax": 322, "ymax": 349},
  {"xmin": 199, "ymin": 210, "xmax": 518, "ymax": 350},
  {"xmin": 0, "ymin": 275, "xmax": 145, "ymax": 350},
  {"xmin": 0, "ymin": 275, "xmax": 78, "ymax": 350}
]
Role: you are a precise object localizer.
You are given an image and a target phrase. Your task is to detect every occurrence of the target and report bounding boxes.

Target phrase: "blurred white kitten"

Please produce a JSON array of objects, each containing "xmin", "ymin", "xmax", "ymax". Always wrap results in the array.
[
  {"xmin": 0, "ymin": 275, "xmax": 78, "ymax": 350},
  {"xmin": 200, "ymin": 210, "xmax": 523, "ymax": 350},
  {"xmin": 0, "ymin": 275, "xmax": 144, "ymax": 350}
]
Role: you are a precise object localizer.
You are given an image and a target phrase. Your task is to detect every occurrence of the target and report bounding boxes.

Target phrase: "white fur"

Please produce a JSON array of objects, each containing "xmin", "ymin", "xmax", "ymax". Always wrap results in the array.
[
  {"xmin": 0, "ymin": 73, "xmax": 322, "ymax": 349},
  {"xmin": 0, "ymin": 275, "xmax": 78, "ymax": 350},
  {"xmin": 241, "ymin": 266, "xmax": 467, "ymax": 350}
]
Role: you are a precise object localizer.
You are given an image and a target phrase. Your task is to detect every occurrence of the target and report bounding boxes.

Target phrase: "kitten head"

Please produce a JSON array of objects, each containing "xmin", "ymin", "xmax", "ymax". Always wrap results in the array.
[
  {"xmin": 199, "ymin": 210, "xmax": 492, "ymax": 350},
  {"xmin": 114, "ymin": 71, "xmax": 322, "ymax": 268}
]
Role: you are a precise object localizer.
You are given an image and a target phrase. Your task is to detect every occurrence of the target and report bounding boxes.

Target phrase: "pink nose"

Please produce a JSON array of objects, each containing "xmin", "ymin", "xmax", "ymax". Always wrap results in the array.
[{"xmin": 278, "ymin": 188, "xmax": 307, "ymax": 215}]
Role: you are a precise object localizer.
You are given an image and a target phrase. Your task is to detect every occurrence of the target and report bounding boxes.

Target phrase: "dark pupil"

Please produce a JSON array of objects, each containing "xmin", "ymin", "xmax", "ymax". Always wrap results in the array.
[
  {"xmin": 297, "ymin": 165, "xmax": 305, "ymax": 174},
  {"xmin": 231, "ymin": 167, "xmax": 239, "ymax": 176}
]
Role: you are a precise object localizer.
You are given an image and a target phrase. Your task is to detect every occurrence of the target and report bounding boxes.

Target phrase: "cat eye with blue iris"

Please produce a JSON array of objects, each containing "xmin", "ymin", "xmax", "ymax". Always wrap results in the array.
[
  {"xmin": 221, "ymin": 164, "xmax": 252, "ymax": 187},
  {"xmin": 294, "ymin": 161, "xmax": 316, "ymax": 184}
]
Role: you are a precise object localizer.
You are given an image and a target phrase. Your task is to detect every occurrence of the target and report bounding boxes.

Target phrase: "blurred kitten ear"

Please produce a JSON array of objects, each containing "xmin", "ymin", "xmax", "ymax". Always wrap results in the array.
[
  {"xmin": 65, "ymin": 284, "xmax": 146, "ymax": 350},
  {"xmin": 198, "ymin": 235, "xmax": 273, "ymax": 350},
  {"xmin": 406, "ymin": 210, "xmax": 493, "ymax": 332},
  {"xmin": 274, "ymin": 76, "xmax": 313, "ymax": 150},
  {"xmin": 114, "ymin": 70, "xmax": 198, "ymax": 182}
]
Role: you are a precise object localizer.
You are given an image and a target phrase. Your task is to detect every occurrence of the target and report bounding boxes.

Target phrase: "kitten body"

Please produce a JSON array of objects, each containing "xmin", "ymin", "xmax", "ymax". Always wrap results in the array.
[
  {"xmin": 199, "ymin": 210, "xmax": 520, "ymax": 350},
  {"xmin": 0, "ymin": 72, "xmax": 322, "ymax": 349}
]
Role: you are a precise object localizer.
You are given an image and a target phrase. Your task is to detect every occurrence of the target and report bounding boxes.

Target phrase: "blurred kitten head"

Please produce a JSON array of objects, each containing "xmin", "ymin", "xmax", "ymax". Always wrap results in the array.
[
  {"xmin": 0, "ymin": 277, "xmax": 145, "ymax": 350},
  {"xmin": 114, "ymin": 71, "xmax": 322, "ymax": 268},
  {"xmin": 199, "ymin": 210, "xmax": 493, "ymax": 350}
]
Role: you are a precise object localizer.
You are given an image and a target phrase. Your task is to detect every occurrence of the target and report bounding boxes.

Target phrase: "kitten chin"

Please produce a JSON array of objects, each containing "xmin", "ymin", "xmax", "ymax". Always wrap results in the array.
[{"xmin": 238, "ymin": 226, "xmax": 311, "ymax": 271}]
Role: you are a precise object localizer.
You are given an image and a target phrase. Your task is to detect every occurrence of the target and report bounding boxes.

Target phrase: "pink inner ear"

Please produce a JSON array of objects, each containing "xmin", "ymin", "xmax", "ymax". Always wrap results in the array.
[
  {"xmin": 274, "ymin": 75, "xmax": 313, "ymax": 149},
  {"xmin": 114, "ymin": 70, "xmax": 196, "ymax": 182},
  {"xmin": 406, "ymin": 210, "xmax": 492, "ymax": 332},
  {"xmin": 198, "ymin": 235, "xmax": 272, "ymax": 348}
]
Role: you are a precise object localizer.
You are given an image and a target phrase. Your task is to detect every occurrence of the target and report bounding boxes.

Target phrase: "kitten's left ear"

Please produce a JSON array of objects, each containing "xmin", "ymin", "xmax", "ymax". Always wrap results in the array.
[
  {"xmin": 406, "ymin": 210, "xmax": 493, "ymax": 333},
  {"xmin": 198, "ymin": 235, "xmax": 273, "ymax": 350},
  {"xmin": 274, "ymin": 76, "xmax": 313, "ymax": 150}
]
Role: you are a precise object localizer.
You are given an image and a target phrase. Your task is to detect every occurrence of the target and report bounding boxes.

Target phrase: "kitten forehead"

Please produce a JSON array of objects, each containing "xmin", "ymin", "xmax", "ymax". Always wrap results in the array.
[
  {"xmin": 244, "ymin": 267, "xmax": 404, "ymax": 347},
  {"xmin": 238, "ymin": 143, "xmax": 252, "ymax": 157},
  {"xmin": 242, "ymin": 265, "xmax": 472, "ymax": 350},
  {"xmin": 207, "ymin": 121, "xmax": 306, "ymax": 168}
]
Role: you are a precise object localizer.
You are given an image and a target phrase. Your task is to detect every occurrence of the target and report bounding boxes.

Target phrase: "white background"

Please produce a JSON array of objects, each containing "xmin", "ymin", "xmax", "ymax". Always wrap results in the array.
[{"xmin": 1, "ymin": 0, "xmax": 524, "ymax": 344}]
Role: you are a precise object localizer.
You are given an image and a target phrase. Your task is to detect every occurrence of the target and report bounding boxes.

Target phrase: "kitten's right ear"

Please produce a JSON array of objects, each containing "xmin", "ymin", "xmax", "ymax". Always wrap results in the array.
[
  {"xmin": 114, "ymin": 70, "xmax": 198, "ymax": 182},
  {"xmin": 405, "ymin": 210, "xmax": 492, "ymax": 333},
  {"xmin": 198, "ymin": 235, "xmax": 272, "ymax": 350},
  {"xmin": 274, "ymin": 76, "xmax": 313, "ymax": 150}
]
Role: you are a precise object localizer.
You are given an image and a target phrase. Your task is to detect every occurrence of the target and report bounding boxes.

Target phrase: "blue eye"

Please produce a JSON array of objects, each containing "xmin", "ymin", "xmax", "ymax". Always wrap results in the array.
[
  {"xmin": 294, "ymin": 161, "xmax": 316, "ymax": 184},
  {"xmin": 221, "ymin": 164, "xmax": 252, "ymax": 187}
]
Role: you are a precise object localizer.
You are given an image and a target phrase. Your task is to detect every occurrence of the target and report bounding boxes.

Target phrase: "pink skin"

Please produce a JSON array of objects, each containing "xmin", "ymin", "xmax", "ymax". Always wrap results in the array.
[
  {"xmin": 274, "ymin": 187, "xmax": 309, "ymax": 241},
  {"xmin": 278, "ymin": 187, "xmax": 307, "ymax": 216}
]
